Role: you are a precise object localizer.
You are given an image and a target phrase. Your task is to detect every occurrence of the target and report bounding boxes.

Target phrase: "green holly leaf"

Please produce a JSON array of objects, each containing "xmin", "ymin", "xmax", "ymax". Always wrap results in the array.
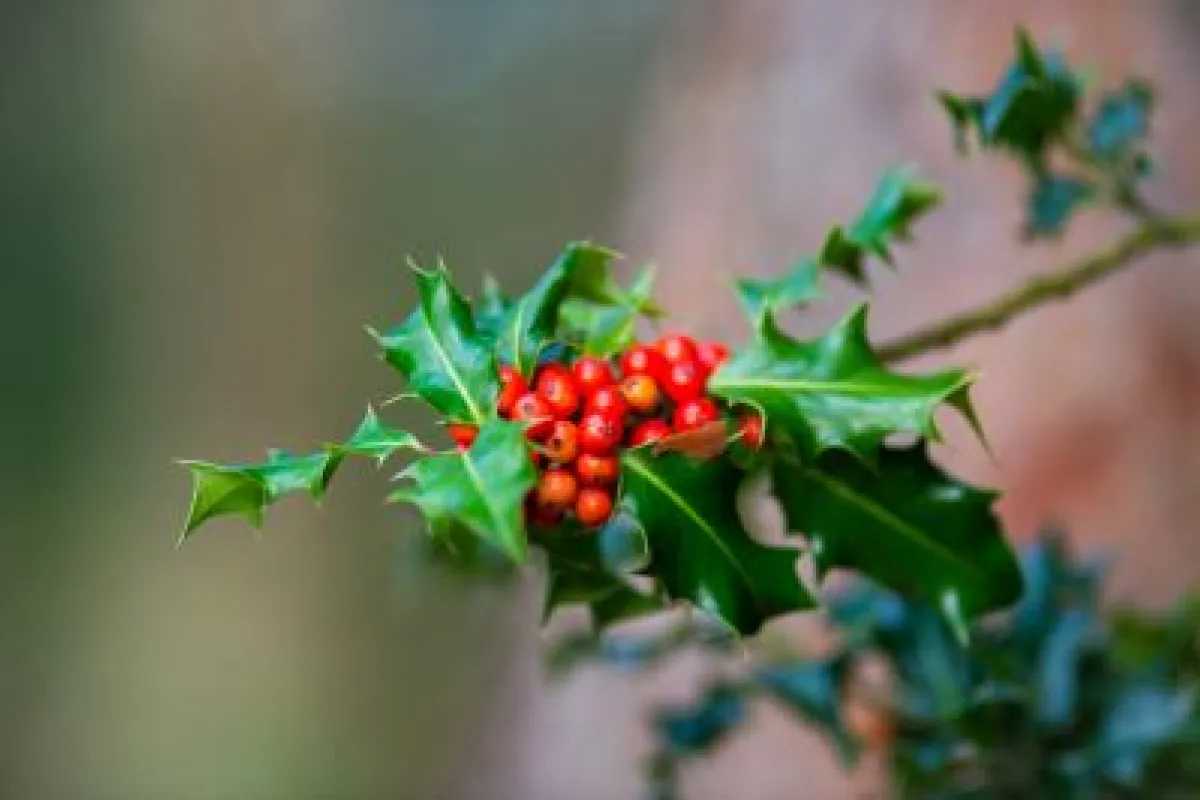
[
  {"xmin": 736, "ymin": 257, "xmax": 822, "ymax": 319},
  {"xmin": 373, "ymin": 262, "xmax": 498, "ymax": 424},
  {"xmin": 709, "ymin": 305, "xmax": 975, "ymax": 464},
  {"xmin": 490, "ymin": 241, "xmax": 619, "ymax": 377},
  {"xmin": 559, "ymin": 264, "xmax": 663, "ymax": 357},
  {"xmin": 819, "ymin": 169, "xmax": 941, "ymax": 284},
  {"xmin": 337, "ymin": 405, "xmax": 425, "ymax": 465},
  {"xmin": 755, "ymin": 655, "xmax": 860, "ymax": 764},
  {"xmin": 178, "ymin": 449, "xmax": 340, "ymax": 541},
  {"xmin": 389, "ymin": 418, "xmax": 536, "ymax": 563},
  {"xmin": 771, "ymin": 442, "xmax": 1023, "ymax": 637},
  {"xmin": 1026, "ymin": 173, "xmax": 1095, "ymax": 238},
  {"xmin": 938, "ymin": 27, "xmax": 1079, "ymax": 165},
  {"xmin": 474, "ymin": 273, "xmax": 511, "ymax": 341},
  {"xmin": 1087, "ymin": 79, "xmax": 1154, "ymax": 164},
  {"xmin": 178, "ymin": 411, "xmax": 425, "ymax": 542},
  {"xmin": 654, "ymin": 681, "xmax": 748, "ymax": 755},
  {"xmin": 541, "ymin": 525, "xmax": 666, "ymax": 630},
  {"xmin": 620, "ymin": 450, "xmax": 813, "ymax": 635}
]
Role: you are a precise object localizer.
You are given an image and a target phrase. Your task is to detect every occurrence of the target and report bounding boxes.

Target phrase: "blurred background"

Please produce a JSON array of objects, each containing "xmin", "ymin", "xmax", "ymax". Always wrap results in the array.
[{"xmin": 5, "ymin": 1, "xmax": 1200, "ymax": 797}]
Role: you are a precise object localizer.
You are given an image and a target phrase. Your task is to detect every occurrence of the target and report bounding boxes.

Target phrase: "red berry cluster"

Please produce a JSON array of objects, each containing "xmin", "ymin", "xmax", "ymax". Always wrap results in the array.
[{"xmin": 446, "ymin": 335, "xmax": 764, "ymax": 530}]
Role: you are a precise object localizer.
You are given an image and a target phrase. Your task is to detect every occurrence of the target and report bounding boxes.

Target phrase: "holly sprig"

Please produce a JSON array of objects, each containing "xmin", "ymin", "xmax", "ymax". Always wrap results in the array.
[{"xmin": 176, "ymin": 27, "xmax": 1200, "ymax": 645}]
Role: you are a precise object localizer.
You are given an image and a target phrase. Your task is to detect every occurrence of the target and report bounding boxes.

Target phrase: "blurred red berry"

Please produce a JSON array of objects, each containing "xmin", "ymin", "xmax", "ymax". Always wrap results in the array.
[
  {"xmin": 537, "ymin": 468, "xmax": 578, "ymax": 509},
  {"xmin": 629, "ymin": 418, "xmax": 672, "ymax": 447},
  {"xmin": 535, "ymin": 366, "xmax": 580, "ymax": 419},
  {"xmin": 738, "ymin": 412, "xmax": 765, "ymax": 449},
  {"xmin": 674, "ymin": 398, "xmax": 720, "ymax": 433},
  {"xmin": 526, "ymin": 492, "xmax": 562, "ymax": 527},
  {"xmin": 696, "ymin": 341, "xmax": 730, "ymax": 376},
  {"xmin": 496, "ymin": 365, "xmax": 527, "ymax": 417},
  {"xmin": 571, "ymin": 356, "xmax": 615, "ymax": 396},
  {"xmin": 578, "ymin": 412, "xmax": 624, "ymax": 455},
  {"xmin": 586, "ymin": 385, "xmax": 628, "ymax": 418},
  {"xmin": 512, "ymin": 391, "xmax": 554, "ymax": 439},
  {"xmin": 544, "ymin": 420, "xmax": 579, "ymax": 464},
  {"xmin": 620, "ymin": 374, "xmax": 661, "ymax": 414},
  {"xmin": 656, "ymin": 334, "xmax": 699, "ymax": 365},
  {"xmin": 576, "ymin": 453, "xmax": 619, "ymax": 487},
  {"xmin": 575, "ymin": 487, "xmax": 614, "ymax": 527},
  {"xmin": 446, "ymin": 423, "xmax": 478, "ymax": 449},
  {"xmin": 619, "ymin": 344, "xmax": 667, "ymax": 380},
  {"xmin": 661, "ymin": 359, "xmax": 705, "ymax": 403}
]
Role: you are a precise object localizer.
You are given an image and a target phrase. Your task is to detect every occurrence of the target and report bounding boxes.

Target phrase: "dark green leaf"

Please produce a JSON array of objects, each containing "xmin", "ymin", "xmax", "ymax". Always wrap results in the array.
[
  {"xmin": 390, "ymin": 419, "xmax": 536, "ymax": 563},
  {"xmin": 819, "ymin": 169, "xmax": 941, "ymax": 284},
  {"xmin": 620, "ymin": 450, "xmax": 813, "ymax": 635},
  {"xmin": 771, "ymin": 443, "xmax": 1023, "ymax": 632},
  {"xmin": 938, "ymin": 27, "xmax": 1079, "ymax": 165},
  {"xmin": 654, "ymin": 682, "xmax": 748, "ymax": 755},
  {"xmin": 1096, "ymin": 684, "xmax": 1196, "ymax": 786},
  {"xmin": 1087, "ymin": 79, "xmax": 1154, "ymax": 163},
  {"xmin": 1036, "ymin": 608, "xmax": 1102, "ymax": 728},
  {"xmin": 491, "ymin": 241, "xmax": 618, "ymax": 377},
  {"xmin": 709, "ymin": 305, "xmax": 975, "ymax": 463},
  {"xmin": 374, "ymin": 262, "xmax": 498, "ymax": 424},
  {"xmin": 1026, "ymin": 173, "xmax": 1094, "ymax": 238},
  {"xmin": 755, "ymin": 655, "xmax": 861, "ymax": 764},
  {"xmin": 559, "ymin": 264, "xmax": 663, "ymax": 357},
  {"xmin": 541, "ymin": 529, "xmax": 666, "ymax": 631},
  {"xmin": 735, "ymin": 257, "xmax": 822, "ymax": 319}
]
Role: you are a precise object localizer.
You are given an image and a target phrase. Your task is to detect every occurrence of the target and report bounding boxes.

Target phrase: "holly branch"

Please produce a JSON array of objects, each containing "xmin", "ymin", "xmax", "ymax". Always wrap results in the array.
[{"xmin": 879, "ymin": 213, "xmax": 1200, "ymax": 363}]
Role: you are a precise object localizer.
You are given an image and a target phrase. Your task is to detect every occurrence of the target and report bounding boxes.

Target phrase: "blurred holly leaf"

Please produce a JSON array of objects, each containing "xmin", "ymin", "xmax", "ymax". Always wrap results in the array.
[{"xmin": 1026, "ymin": 173, "xmax": 1095, "ymax": 238}]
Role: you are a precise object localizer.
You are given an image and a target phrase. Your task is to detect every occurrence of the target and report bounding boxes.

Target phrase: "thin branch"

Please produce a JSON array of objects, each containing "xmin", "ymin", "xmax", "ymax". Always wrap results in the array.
[{"xmin": 878, "ymin": 214, "xmax": 1200, "ymax": 363}]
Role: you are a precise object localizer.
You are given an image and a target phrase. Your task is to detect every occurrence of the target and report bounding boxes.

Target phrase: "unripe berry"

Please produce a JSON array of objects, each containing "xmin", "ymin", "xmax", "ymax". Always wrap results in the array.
[{"xmin": 620, "ymin": 374, "xmax": 661, "ymax": 414}]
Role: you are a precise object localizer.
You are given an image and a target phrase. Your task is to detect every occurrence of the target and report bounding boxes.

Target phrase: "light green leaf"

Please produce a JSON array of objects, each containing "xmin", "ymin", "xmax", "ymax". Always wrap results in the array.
[
  {"xmin": 178, "ymin": 411, "xmax": 423, "ymax": 542},
  {"xmin": 819, "ymin": 169, "xmax": 941, "ymax": 284},
  {"xmin": 736, "ymin": 257, "xmax": 823, "ymax": 319},
  {"xmin": 709, "ymin": 304, "xmax": 975, "ymax": 463},
  {"xmin": 620, "ymin": 450, "xmax": 813, "ymax": 635},
  {"xmin": 390, "ymin": 419, "xmax": 536, "ymax": 563},
  {"xmin": 337, "ymin": 406, "xmax": 425, "ymax": 465},
  {"xmin": 178, "ymin": 449, "xmax": 340, "ymax": 542},
  {"xmin": 559, "ymin": 264, "xmax": 663, "ymax": 357},
  {"xmin": 374, "ymin": 262, "xmax": 498, "ymax": 424}
]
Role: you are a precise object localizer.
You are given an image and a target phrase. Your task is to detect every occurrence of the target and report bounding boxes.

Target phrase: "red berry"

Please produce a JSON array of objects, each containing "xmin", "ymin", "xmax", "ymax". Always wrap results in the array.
[
  {"xmin": 656, "ymin": 334, "xmax": 699, "ymax": 365},
  {"xmin": 496, "ymin": 365, "xmax": 528, "ymax": 417},
  {"xmin": 629, "ymin": 418, "xmax": 672, "ymax": 447},
  {"xmin": 512, "ymin": 391, "xmax": 554, "ymax": 439},
  {"xmin": 544, "ymin": 420, "xmax": 579, "ymax": 464},
  {"xmin": 661, "ymin": 359, "xmax": 705, "ymax": 403},
  {"xmin": 575, "ymin": 487, "xmax": 614, "ymax": 527},
  {"xmin": 738, "ymin": 412, "xmax": 765, "ymax": 450},
  {"xmin": 674, "ymin": 398, "xmax": 720, "ymax": 433},
  {"xmin": 535, "ymin": 366, "xmax": 580, "ymax": 419},
  {"xmin": 586, "ymin": 385, "xmax": 628, "ymax": 419},
  {"xmin": 446, "ymin": 423, "xmax": 478, "ymax": 449},
  {"xmin": 620, "ymin": 374, "xmax": 661, "ymax": 414},
  {"xmin": 537, "ymin": 468, "xmax": 578, "ymax": 509},
  {"xmin": 572, "ymin": 356, "xmax": 616, "ymax": 396},
  {"xmin": 576, "ymin": 453, "xmax": 619, "ymax": 487},
  {"xmin": 696, "ymin": 341, "xmax": 730, "ymax": 376},
  {"xmin": 578, "ymin": 412, "xmax": 624, "ymax": 455},
  {"xmin": 619, "ymin": 344, "xmax": 668, "ymax": 380}
]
